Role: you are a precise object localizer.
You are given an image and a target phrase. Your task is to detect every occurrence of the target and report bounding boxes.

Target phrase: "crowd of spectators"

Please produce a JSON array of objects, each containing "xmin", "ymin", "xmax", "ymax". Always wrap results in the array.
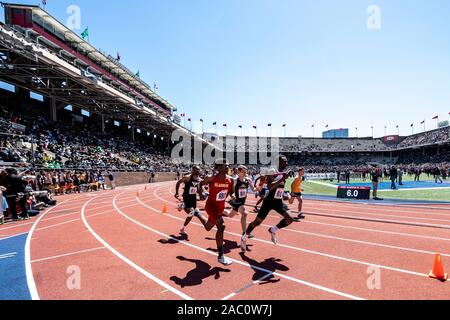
[{"xmin": 398, "ymin": 126, "xmax": 450, "ymax": 149}]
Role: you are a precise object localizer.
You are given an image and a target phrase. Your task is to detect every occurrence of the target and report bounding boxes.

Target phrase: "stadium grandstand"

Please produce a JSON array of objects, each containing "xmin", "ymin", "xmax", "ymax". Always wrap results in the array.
[{"xmin": 1, "ymin": 1, "xmax": 450, "ymax": 303}]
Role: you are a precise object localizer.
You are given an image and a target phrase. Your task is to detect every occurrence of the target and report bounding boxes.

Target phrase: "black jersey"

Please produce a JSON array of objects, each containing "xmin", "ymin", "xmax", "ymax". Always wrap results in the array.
[
  {"xmin": 265, "ymin": 172, "xmax": 286, "ymax": 202},
  {"xmin": 182, "ymin": 175, "xmax": 201, "ymax": 209},
  {"xmin": 234, "ymin": 177, "xmax": 250, "ymax": 202}
]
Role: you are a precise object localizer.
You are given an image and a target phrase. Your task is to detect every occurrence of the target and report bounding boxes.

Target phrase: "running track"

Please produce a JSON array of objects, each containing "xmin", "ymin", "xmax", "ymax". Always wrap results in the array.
[{"xmin": 1, "ymin": 182, "xmax": 449, "ymax": 300}]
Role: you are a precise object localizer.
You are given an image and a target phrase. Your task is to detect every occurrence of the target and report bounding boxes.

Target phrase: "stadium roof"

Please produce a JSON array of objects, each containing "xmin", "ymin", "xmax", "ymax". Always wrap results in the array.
[{"xmin": 0, "ymin": 2, "xmax": 174, "ymax": 114}]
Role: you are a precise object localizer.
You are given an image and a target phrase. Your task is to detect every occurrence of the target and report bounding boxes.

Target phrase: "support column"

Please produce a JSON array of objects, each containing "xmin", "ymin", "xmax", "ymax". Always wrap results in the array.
[
  {"xmin": 50, "ymin": 96, "xmax": 57, "ymax": 122},
  {"xmin": 101, "ymin": 115, "xmax": 105, "ymax": 133}
]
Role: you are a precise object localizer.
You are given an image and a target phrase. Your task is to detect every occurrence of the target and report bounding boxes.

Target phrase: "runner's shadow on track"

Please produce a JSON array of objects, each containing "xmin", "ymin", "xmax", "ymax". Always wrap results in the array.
[
  {"xmin": 239, "ymin": 252, "xmax": 289, "ymax": 285},
  {"xmin": 158, "ymin": 234, "xmax": 189, "ymax": 244},
  {"xmin": 170, "ymin": 256, "xmax": 231, "ymax": 288},
  {"xmin": 205, "ymin": 237, "xmax": 253, "ymax": 254}
]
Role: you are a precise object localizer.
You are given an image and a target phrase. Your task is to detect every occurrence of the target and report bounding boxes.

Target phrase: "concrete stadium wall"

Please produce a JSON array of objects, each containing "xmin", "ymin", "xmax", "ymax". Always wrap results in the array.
[{"xmin": 111, "ymin": 172, "xmax": 177, "ymax": 187}]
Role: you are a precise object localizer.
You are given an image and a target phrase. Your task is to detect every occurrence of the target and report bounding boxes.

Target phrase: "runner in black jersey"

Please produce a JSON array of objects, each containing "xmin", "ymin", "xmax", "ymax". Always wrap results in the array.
[
  {"xmin": 228, "ymin": 166, "xmax": 256, "ymax": 237},
  {"xmin": 175, "ymin": 166, "xmax": 202, "ymax": 235},
  {"xmin": 240, "ymin": 155, "xmax": 296, "ymax": 252}
]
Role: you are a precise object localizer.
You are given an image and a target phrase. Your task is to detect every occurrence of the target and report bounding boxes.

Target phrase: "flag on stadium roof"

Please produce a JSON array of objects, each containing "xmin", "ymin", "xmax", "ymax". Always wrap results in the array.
[
  {"xmin": 42, "ymin": 0, "xmax": 47, "ymax": 6},
  {"xmin": 253, "ymin": 126, "xmax": 257, "ymax": 129},
  {"xmin": 81, "ymin": 27, "xmax": 89, "ymax": 40},
  {"xmin": 396, "ymin": 125, "xmax": 399, "ymax": 128},
  {"xmin": 154, "ymin": 82, "xmax": 158, "ymax": 90},
  {"xmin": 213, "ymin": 122, "xmax": 217, "ymax": 126},
  {"xmin": 282, "ymin": 124, "xmax": 286, "ymax": 127},
  {"xmin": 325, "ymin": 124, "xmax": 329, "ymax": 128},
  {"xmin": 116, "ymin": 52, "xmax": 121, "ymax": 61},
  {"xmin": 188, "ymin": 118, "xmax": 191, "ymax": 122},
  {"xmin": 238, "ymin": 125, "xmax": 243, "ymax": 129},
  {"xmin": 311, "ymin": 124, "xmax": 315, "ymax": 128},
  {"xmin": 410, "ymin": 123, "xmax": 414, "ymax": 127},
  {"xmin": 223, "ymin": 124, "xmax": 227, "ymax": 127},
  {"xmin": 432, "ymin": 115, "xmax": 439, "ymax": 120},
  {"xmin": 180, "ymin": 113, "xmax": 185, "ymax": 117},
  {"xmin": 135, "ymin": 70, "xmax": 140, "ymax": 78},
  {"xmin": 268, "ymin": 124, "xmax": 272, "ymax": 127},
  {"xmin": 421, "ymin": 120, "xmax": 425, "ymax": 124},
  {"xmin": 200, "ymin": 119, "xmax": 204, "ymax": 123}
]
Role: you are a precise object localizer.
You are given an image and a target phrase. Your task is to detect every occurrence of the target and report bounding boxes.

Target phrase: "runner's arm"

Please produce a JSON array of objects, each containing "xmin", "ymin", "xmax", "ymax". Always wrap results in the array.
[{"xmin": 175, "ymin": 176, "xmax": 189, "ymax": 198}]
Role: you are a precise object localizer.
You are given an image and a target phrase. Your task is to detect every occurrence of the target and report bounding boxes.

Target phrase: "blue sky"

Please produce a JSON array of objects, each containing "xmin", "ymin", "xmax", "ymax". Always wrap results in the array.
[{"xmin": 2, "ymin": 0, "xmax": 450, "ymax": 137}]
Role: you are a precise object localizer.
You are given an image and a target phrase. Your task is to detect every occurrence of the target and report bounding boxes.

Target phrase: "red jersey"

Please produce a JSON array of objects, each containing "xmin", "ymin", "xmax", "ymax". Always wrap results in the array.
[{"xmin": 205, "ymin": 175, "xmax": 232, "ymax": 225}]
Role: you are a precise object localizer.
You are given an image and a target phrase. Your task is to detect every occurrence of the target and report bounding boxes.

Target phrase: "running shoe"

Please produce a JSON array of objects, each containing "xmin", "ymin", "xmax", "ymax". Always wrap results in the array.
[
  {"xmin": 269, "ymin": 227, "xmax": 278, "ymax": 245},
  {"xmin": 180, "ymin": 227, "xmax": 187, "ymax": 235},
  {"xmin": 218, "ymin": 256, "xmax": 233, "ymax": 266}
]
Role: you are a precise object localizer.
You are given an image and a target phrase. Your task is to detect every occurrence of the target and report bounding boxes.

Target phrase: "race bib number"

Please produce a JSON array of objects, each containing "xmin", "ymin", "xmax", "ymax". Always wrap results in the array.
[
  {"xmin": 189, "ymin": 187, "xmax": 198, "ymax": 195},
  {"xmin": 238, "ymin": 188, "xmax": 248, "ymax": 199},
  {"xmin": 216, "ymin": 190, "xmax": 228, "ymax": 202},
  {"xmin": 274, "ymin": 188, "xmax": 284, "ymax": 200}
]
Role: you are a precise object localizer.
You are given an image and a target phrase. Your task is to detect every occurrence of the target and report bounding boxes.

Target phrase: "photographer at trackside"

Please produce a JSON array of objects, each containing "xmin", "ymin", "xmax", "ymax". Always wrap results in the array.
[{"xmin": 0, "ymin": 169, "xmax": 29, "ymax": 221}]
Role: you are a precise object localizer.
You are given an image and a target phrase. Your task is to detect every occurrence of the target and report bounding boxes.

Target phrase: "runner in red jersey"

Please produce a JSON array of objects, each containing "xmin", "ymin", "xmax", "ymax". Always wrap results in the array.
[{"xmin": 191, "ymin": 159, "xmax": 235, "ymax": 266}]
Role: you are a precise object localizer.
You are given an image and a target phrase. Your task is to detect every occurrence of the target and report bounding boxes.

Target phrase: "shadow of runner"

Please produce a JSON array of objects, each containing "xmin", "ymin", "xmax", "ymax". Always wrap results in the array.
[
  {"xmin": 205, "ymin": 237, "xmax": 253, "ymax": 254},
  {"xmin": 170, "ymin": 256, "xmax": 231, "ymax": 288},
  {"xmin": 158, "ymin": 234, "xmax": 189, "ymax": 244},
  {"xmin": 239, "ymin": 252, "xmax": 290, "ymax": 285}
]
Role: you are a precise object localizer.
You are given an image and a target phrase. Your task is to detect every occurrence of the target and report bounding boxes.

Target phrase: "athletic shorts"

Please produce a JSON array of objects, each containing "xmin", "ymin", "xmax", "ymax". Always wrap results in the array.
[
  {"xmin": 257, "ymin": 199, "xmax": 289, "ymax": 220},
  {"xmin": 291, "ymin": 192, "xmax": 303, "ymax": 198},
  {"xmin": 230, "ymin": 200, "xmax": 246, "ymax": 212},
  {"xmin": 183, "ymin": 196, "xmax": 197, "ymax": 210},
  {"xmin": 205, "ymin": 202, "xmax": 226, "ymax": 225}
]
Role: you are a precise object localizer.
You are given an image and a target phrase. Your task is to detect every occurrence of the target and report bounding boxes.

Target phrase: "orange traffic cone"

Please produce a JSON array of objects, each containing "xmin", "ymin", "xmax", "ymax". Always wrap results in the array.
[
  {"xmin": 429, "ymin": 253, "xmax": 448, "ymax": 281},
  {"xmin": 162, "ymin": 204, "xmax": 168, "ymax": 214}
]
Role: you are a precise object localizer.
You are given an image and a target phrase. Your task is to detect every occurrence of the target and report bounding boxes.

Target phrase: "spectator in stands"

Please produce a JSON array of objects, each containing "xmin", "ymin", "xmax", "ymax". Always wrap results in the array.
[
  {"xmin": 435, "ymin": 167, "xmax": 443, "ymax": 184},
  {"xmin": 98, "ymin": 173, "xmax": 106, "ymax": 190},
  {"xmin": 345, "ymin": 169, "xmax": 351, "ymax": 184},
  {"xmin": 398, "ymin": 168, "xmax": 404, "ymax": 186},
  {"xmin": 0, "ymin": 186, "xmax": 7, "ymax": 225},
  {"xmin": 1, "ymin": 168, "xmax": 29, "ymax": 221},
  {"xmin": 390, "ymin": 166, "xmax": 398, "ymax": 190},
  {"xmin": 371, "ymin": 167, "xmax": 383, "ymax": 201},
  {"xmin": 108, "ymin": 170, "xmax": 115, "ymax": 190}
]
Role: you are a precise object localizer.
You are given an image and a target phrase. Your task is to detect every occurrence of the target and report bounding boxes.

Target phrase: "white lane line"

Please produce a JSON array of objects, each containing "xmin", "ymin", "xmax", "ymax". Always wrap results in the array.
[
  {"xmin": 81, "ymin": 195, "xmax": 193, "ymax": 301},
  {"xmin": 0, "ymin": 232, "xmax": 29, "ymax": 241},
  {"xmin": 302, "ymin": 220, "xmax": 450, "ymax": 242},
  {"xmin": 35, "ymin": 202, "xmax": 154, "ymax": 233},
  {"xmin": 0, "ymin": 252, "xmax": 17, "ymax": 259},
  {"xmin": 159, "ymin": 189, "xmax": 450, "ymax": 256},
  {"xmin": 221, "ymin": 273, "xmax": 274, "ymax": 301},
  {"xmin": 132, "ymin": 196, "xmax": 364, "ymax": 300},
  {"xmin": 308, "ymin": 181, "xmax": 338, "ymax": 189},
  {"xmin": 25, "ymin": 197, "xmax": 84, "ymax": 301},
  {"xmin": 31, "ymin": 247, "xmax": 106, "ymax": 263},
  {"xmin": 150, "ymin": 189, "xmax": 428, "ymax": 278}
]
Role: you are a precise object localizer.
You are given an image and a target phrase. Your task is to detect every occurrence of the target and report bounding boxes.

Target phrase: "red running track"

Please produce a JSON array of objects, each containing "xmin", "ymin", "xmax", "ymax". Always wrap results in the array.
[{"xmin": 3, "ymin": 182, "xmax": 448, "ymax": 300}]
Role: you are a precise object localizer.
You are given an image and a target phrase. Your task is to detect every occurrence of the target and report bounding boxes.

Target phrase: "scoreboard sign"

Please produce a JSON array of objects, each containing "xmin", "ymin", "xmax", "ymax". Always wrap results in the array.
[{"xmin": 337, "ymin": 186, "xmax": 371, "ymax": 200}]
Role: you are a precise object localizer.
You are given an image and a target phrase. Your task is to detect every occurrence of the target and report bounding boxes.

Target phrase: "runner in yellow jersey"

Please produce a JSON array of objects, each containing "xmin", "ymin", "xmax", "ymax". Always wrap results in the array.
[{"xmin": 290, "ymin": 168, "xmax": 306, "ymax": 222}]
